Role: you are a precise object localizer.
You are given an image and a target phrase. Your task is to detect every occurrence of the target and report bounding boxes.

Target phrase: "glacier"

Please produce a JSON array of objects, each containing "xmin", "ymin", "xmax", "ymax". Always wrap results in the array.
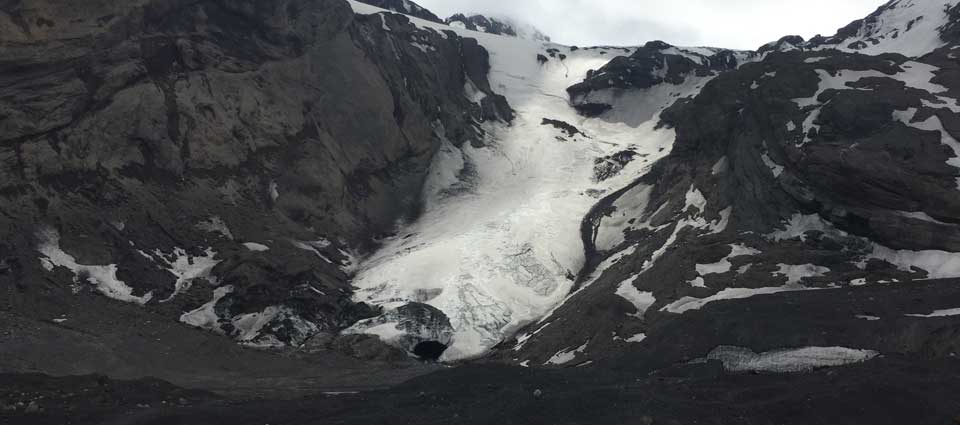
[{"xmin": 347, "ymin": 1, "xmax": 689, "ymax": 360}]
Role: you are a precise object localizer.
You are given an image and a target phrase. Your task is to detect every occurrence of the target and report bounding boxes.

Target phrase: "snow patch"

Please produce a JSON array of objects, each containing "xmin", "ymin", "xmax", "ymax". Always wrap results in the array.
[
  {"xmin": 768, "ymin": 214, "xmax": 839, "ymax": 242},
  {"xmin": 704, "ymin": 346, "xmax": 879, "ymax": 373},
  {"xmin": 906, "ymin": 308, "xmax": 960, "ymax": 318},
  {"xmin": 761, "ymin": 152, "xmax": 784, "ymax": 178},
  {"xmin": 614, "ymin": 279, "xmax": 656, "ymax": 318},
  {"xmin": 153, "ymin": 247, "xmax": 220, "ymax": 302},
  {"xmin": 292, "ymin": 239, "xmax": 335, "ymax": 264},
  {"xmin": 695, "ymin": 244, "xmax": 761, "ymax": 276},
  {"xmin": 243, "ymin": 243, "xmax": 270, "ymax": 252},
  {"xmin": 36, "ymin": 227, "xmax": 153, "ymax": 305},
  {"xmin": 545, "ymin": 340, "xmax": 588, "ymax": 365},
  {"xmin": 662, "ymin": 285, "xmax": 821, "ymax": 314},
  {"xmin": 774, "ymin": 264, "xmax": 830, "ymax": 285},
  {"xmin": 863, "ymin": 244, "xmax": 960, "ymax": 280},
  {"xmin": 180, "ymin": 285, "xmax": 234, "ymax": 330}
]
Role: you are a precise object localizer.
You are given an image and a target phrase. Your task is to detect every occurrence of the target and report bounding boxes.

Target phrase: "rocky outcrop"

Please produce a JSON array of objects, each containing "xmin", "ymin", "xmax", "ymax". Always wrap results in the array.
[
  {"xmin": 567, "ymin": 41, "xmax": 754, "ymax": 117},
  {"xmin": 353, "ymin": 0, "xmax": 442, "ymax": 23},
  {"xmin": 0, "ymin": 0, "xmax": 511, "ymax": 350},
  {"xmin": 344, "ymin": 302, "xmax": 455, "ymax": 358},
  {"xmin": 446, "ymin": 13, "xmax": 551, "ymax": 42}
]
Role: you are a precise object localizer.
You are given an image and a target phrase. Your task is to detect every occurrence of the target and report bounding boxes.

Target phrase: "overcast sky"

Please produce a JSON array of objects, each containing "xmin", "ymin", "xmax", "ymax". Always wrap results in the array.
[{"xmin": 414, "ymin": 0, "xmax": 886, "ymax": 50}]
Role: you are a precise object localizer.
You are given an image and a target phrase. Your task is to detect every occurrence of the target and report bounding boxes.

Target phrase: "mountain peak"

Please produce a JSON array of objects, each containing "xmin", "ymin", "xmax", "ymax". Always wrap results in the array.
[{"xmin": 445, "ymin": 13, "xmax": 551, "ymax": 42}]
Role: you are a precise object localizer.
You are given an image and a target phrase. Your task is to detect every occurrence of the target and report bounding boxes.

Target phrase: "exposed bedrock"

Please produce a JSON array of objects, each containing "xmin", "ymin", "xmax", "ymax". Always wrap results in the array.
[
  {"xmin": 0, "ymin": 0, "xmax": 511, "ymax": 350},
  {"xmin": 509, "ymin": 43, "xmax": 960, "ymax": 364}
]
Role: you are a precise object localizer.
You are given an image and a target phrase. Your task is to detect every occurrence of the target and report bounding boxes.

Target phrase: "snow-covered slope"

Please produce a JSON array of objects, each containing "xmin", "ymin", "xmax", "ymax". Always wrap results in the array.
[
  {"xmin": 346, "ymin": 1, "xmax": 694, "ymax": 360},
  {"xmin": 809, "ymin": 0, "xmax": 959, "ymax": 57}
]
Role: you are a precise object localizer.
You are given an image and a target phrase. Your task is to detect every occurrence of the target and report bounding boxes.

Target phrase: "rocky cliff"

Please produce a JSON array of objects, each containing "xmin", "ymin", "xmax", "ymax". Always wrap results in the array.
[{"xmin": 0, "ymin": 0, "xmax": 511, "ymax": 350}]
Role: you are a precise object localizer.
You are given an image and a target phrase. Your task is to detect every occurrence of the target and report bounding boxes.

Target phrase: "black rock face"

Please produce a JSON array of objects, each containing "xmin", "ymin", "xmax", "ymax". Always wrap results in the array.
[
  {"xmin": 0, "ymin": 0, "xmax": 511, "ymax": 350},
  {"xmin": 540, "ymin": 118, "xmax": 585, "ymax": 138},
  {"xmin": 354, "ymin": 0, "xmax": 443, "ymax": 23},
  {"xmin": 567, "ymin": 41, "xmax": 754, "ymax": 116}
]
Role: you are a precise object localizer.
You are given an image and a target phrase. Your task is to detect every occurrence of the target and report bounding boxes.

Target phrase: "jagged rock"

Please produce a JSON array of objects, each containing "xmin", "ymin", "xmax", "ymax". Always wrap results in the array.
[
  {"xmin": 0, "ymin": 0, "xmax": 511, "ymax": 348},
  {"xmin": 567, "ymin": 41, "xmax": 753, "ymax": 117},
  {"xmin": 353, "ymin": 0, "xmax": 442, "ymax": 23},
  {"xmin": 757, "ymin": 35, "xmax": 806, "ymax": 55},
  {"xmin": 593, "ymin": 149, "xmax": 640, "ymax": 182},
  {"xmin": 541, "ymin": 118, "xmax": 585, "ymax": 138},
  {"xmin": 344, "ymin": 302, "xmax": 455, "ymax": 356}
]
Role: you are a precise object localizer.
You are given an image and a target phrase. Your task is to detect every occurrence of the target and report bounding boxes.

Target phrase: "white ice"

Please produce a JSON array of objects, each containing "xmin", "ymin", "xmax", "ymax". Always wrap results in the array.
[
  {"xmin": 243, "ymin": 243, "xmax": 271, "ymax": 252},
  {"xmin": 704, "ymin": 346, "xmax": 879, "ymax": 373}
]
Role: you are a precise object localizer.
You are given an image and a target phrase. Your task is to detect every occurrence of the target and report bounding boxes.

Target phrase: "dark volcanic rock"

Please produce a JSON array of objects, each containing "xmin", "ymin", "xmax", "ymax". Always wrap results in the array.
[
  {"xmin": 593, "ymin": 149, "xmax": 640, "ymax": 182},
  {"xmin": 345, "ymin": 302, "xmax": 455, "ymax": 356},
  {"xmin": 354, "ymin": 0, "xmax": 443, "ymax": 23},
  {"xmin": 540, "ymin": 118, "xmax": 584, "ymax": 138},
  {"xmin": 0, "ymin": 0, "xmax": 511, "ymax": 348},
  {"xmin": 567, "ymin": 41, "xmax": 752, "ymax": 117}
]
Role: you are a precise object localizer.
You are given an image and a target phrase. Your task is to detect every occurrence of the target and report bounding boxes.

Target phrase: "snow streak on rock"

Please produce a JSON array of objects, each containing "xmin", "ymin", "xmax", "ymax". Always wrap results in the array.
[{"xmin": 37, "ymin": 227, "xmax": 154, "ymax": 305}]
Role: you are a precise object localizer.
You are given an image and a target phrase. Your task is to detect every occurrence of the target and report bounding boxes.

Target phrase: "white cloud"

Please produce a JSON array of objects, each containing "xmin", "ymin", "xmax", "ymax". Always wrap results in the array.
[{"xmin": 414, "ymin": 0, "xmax": 885, "ymax": 49}]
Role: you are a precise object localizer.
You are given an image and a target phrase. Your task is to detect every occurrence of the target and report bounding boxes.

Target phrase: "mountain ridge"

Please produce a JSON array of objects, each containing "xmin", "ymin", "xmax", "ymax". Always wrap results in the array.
[{"xmin": 3, "ymin": 0, "xmax": 960, "ymax": 423}]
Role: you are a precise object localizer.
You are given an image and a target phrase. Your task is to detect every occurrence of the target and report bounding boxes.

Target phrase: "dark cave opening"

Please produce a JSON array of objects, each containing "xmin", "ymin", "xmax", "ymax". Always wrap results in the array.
[{"xmin": 413, "ymin": 341, "xmax": 448, "ymax": 361}]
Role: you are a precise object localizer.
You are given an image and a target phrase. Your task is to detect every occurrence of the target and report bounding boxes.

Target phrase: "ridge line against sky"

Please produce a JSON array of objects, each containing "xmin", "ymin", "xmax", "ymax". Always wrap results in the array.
[{"xmin": 413, "ymin": 0, "xmax": 887, "ymax": 50}]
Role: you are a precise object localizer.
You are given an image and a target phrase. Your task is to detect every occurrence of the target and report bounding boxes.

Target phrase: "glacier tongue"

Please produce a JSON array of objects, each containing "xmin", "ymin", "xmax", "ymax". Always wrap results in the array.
[{"xmin": 347, "ymin": 3, "xmax": 691, "ymax": 360}]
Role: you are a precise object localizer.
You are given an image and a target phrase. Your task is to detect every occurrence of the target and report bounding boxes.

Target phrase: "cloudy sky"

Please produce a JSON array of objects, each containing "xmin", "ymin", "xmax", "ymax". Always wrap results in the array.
[{"xmin": 414, "ymin": 0, "xmax": 886, "ymax": 50}]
